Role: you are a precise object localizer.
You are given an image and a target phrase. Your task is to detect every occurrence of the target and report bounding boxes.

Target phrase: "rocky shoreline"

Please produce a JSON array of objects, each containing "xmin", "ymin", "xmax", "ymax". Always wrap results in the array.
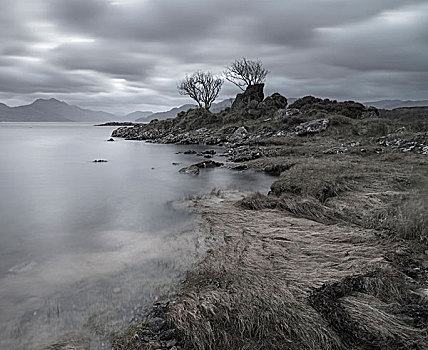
[{"xmin": 109, "ymin": 85, "xmax": 428, "ymax": 349}]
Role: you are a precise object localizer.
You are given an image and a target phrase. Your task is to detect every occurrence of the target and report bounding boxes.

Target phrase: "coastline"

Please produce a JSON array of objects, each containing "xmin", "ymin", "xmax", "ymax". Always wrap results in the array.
[
  {"xmin": 111, "ymin": 184, "xmax": 428, "ymax": 350},
  {"xmin": 108, "ymin": 88, "xmax": 428, "ymax": 349}
]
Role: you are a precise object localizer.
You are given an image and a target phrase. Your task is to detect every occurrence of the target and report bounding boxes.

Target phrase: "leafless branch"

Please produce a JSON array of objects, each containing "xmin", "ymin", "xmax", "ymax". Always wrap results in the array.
[
  {"xmin": 224, "ymin": 58, "xmax": 269, "ymax": 91},
  {"xmin": 177, "ymin": 71, "xmax": 223, "ymax": 110}
]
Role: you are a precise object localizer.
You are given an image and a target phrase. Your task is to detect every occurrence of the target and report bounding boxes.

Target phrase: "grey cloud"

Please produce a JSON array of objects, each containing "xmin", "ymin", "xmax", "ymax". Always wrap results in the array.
[
  {"xmin": 0, "ymin": 0, "xmax": 427, "ymax": 113},
  {"xmin": 49, "ymin": 42, "xmax": 156, "ymax": 79}
]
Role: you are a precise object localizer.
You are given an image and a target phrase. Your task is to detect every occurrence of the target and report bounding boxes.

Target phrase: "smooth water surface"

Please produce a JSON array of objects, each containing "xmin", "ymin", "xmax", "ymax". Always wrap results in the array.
[{"xmin": 0, "ymin": 123, "xmax": 273, "ymax": 349}]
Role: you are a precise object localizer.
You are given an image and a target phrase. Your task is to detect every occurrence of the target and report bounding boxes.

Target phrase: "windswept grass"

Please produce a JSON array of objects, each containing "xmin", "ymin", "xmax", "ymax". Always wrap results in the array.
[
  {"xmin": 368, "ymin": 188, "xmax": 428, "ymax": 244},
  {"xmin": 166, "ymin": 196, "xmax": 427, "ymax": 349},
  {"xmin": 269, "ymin": 159, "xmax": 360, "ymax": 203}
]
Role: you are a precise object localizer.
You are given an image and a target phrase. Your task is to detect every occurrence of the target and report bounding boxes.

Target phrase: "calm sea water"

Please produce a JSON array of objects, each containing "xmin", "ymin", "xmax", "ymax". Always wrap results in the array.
[{"xmin": 0, "ymin": 123, "xmax": 272, "ymax": 349}]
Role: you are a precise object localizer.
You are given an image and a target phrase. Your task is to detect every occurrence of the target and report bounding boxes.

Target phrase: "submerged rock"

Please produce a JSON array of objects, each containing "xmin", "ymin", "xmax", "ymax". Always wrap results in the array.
[
  {"xmin": 179, "ymin": 165, "xmax": 200, "ymax": 175},
  {"xmin": 92, "ymin": 159, "xmax": 108, "ymax": 163}
]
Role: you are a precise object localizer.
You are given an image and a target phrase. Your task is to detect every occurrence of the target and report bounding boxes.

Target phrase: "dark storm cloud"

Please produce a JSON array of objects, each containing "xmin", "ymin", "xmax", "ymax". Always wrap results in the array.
[{"xmin": 0, "ymin": 0, "xmax": 427, "ymax": 113}]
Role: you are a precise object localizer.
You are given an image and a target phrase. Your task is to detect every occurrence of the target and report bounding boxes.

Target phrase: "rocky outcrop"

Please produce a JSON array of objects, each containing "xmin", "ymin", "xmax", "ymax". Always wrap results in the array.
[
  {"xmin": 230, "ymin": 85, "xmax": 288, "ymax": 118},
  {"xmin": 378, "ymin": 132, "xmax": 428, "ymax": 155},
  {"xmin": 258, "ymin": 93, "xmax": 288, "ymax": 111},
  {"xmin": 290, "ymin": 96, "xmax": 379, "ymax": 119},
  {"xmin": 295, "ymin": 119, "xmax": 329, "ymax": 136},
  {"xmin": 231, "ymin": 84, "xmax": 265, "ymax": 111}
]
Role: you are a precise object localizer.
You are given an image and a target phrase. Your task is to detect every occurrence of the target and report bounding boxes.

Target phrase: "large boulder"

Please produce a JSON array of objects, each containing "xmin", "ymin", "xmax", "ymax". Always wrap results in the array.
[
  {"xmin": 231, "ymin": 84, "xmax": 265, "ymax": 111},
  {"xmin": 259, "ymin": 93, "xmax": 288, "ymax": 111}
]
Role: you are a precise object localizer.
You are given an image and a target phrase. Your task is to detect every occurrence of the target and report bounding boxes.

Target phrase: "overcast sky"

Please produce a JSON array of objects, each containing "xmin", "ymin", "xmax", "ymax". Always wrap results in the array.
[{"xmin": 0, "ymin": 0, "xmax": 427, "ymax": 114}]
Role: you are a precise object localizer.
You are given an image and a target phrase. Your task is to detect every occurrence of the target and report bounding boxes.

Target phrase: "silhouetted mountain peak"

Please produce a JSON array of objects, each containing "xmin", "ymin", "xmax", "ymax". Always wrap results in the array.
[{"xmin": 32, "ymin": 98, "xmax": 66, "ymax": 106}]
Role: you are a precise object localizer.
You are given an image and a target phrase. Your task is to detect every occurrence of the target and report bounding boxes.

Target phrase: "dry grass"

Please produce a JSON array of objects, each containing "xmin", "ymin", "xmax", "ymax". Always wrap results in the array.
[
  {"xmin": 367, "ymin": 188, "xmax": 428, "ymax": 244},
  {"xmin": 164, "ymin": 195, "xmax": 427, "ymax": 349},
  {"xmin": 269, "ymin": 158, "xmax": 361, "ymax": 203}
]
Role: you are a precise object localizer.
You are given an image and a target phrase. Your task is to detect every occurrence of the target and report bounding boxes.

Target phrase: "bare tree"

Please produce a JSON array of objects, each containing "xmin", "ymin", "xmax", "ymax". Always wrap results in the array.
[
  {"xmin": 177, "ymin": 71, "xmax": 223, "ymax": 110},
  {"xmin": 224, "ymin": 58, "xmax": 270, "ymax": 91}
]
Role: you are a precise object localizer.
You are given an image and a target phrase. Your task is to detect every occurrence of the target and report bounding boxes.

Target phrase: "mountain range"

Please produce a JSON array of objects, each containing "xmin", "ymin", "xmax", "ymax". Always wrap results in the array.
[
  {"xmin": 0, "ymin": 98, "xmax": 119, "ymax": 123},
  {"xmin": 363, "ymin": 99, "xmax": 428, "ymax": 110},
  {"xmin": 1, "ymin": 97, "xmax": 427, "ymax": 123}
]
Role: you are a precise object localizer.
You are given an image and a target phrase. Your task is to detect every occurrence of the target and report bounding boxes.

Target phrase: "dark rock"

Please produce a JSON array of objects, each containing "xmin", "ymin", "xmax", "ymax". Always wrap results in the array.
[
  {"xmin": 159, "ymin": 328, "xmax": 176, "ymax": 340},
  {"xmin": 231, "ymin": 84, "xmax": 265, "ymax": 111},
  {"xmin": 202, "ymin": 150, "xmax": 216, "ymax": 155},
  {"xmin": 183, "ymin": 150, "xmax": 197, "ymax": 154},
  {"xmin": 258, "ymin": 93, "xmax": 288, "ymax": 111},
  {"xmin": 96, "ymin": 122, "xmax": 136, "ymax": 126},
  {"xmin": 172, "ymin": 162, "xmax": 181, "ymax": 165},
  {"xmin": 148, "ymin": 317, "xmax": 166, "ymax": 332},
  {"xmin": 289, "ymin": 96, "xmax": 323, "ymax": 110},
  {"xmin": 231, "ymin": 164, "xmax": 248, "ymax": 171},
  {"xmin": 179, "ymin": 165, "xmax": 200, "ymax": 175},
  {"xmin": 204, "ymin": 154, "xmax": 212, "ymax": 158},
  {"xmin": 195, "ymin": 160, "xmax": 223, "ymax": 168},
  {"xmin": 107, "ymin": 138, "xmax": 115, "ymax": 142},
  {"xmin": 289, "ymin": 96, "xmax": 379, "ymax": 119},
  {"xmin": 92, "ymin": 159, "xmax": 108, "ymax": 163},
  {"xmin": 295, "ymin": 119, "xmax": 329, "ymax": 136}
]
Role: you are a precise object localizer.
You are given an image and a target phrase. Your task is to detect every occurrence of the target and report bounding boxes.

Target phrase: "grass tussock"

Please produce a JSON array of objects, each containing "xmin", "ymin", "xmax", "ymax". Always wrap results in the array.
[
  {"xmin": 368, "ymin": 188, "xmax": 428, "ymax": 244},
  {"xmin": 309, "ymin": 271, "xmax": 427, "ymax": 349},
  {"xmin": 270, "ymin": 159, "xmax": 360, "ymax": 203}
]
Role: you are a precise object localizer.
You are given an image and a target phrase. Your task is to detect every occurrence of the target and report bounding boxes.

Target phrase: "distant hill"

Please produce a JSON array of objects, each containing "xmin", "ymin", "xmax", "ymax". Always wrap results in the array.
[
  {"xmin": 124, "ymin": 111, "xmax": 153, "ymax": 121},
  {"xmin": 136, "ymin": 104, "xmax": 196, "ymax": 122},
  {"xmin": 364, "ymin": 99, "xmax": 428, "ymax": 110},
  {"xmin": 210, "ymin": 98, "xmax": 234, "ymax": 113},
  {"xmin": 0, "ymin": 98, "xmax": 122, "ymax": 122},
  {"xmin": 135, "ymin": 98, "xmax": 234, "ymax": 122}
]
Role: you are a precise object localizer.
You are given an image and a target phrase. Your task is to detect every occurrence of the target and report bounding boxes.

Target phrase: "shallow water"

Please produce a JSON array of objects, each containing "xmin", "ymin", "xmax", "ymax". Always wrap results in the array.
[{"xmin": 0, "ymin": 123, "xmax": 273, "ymax": 349}]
